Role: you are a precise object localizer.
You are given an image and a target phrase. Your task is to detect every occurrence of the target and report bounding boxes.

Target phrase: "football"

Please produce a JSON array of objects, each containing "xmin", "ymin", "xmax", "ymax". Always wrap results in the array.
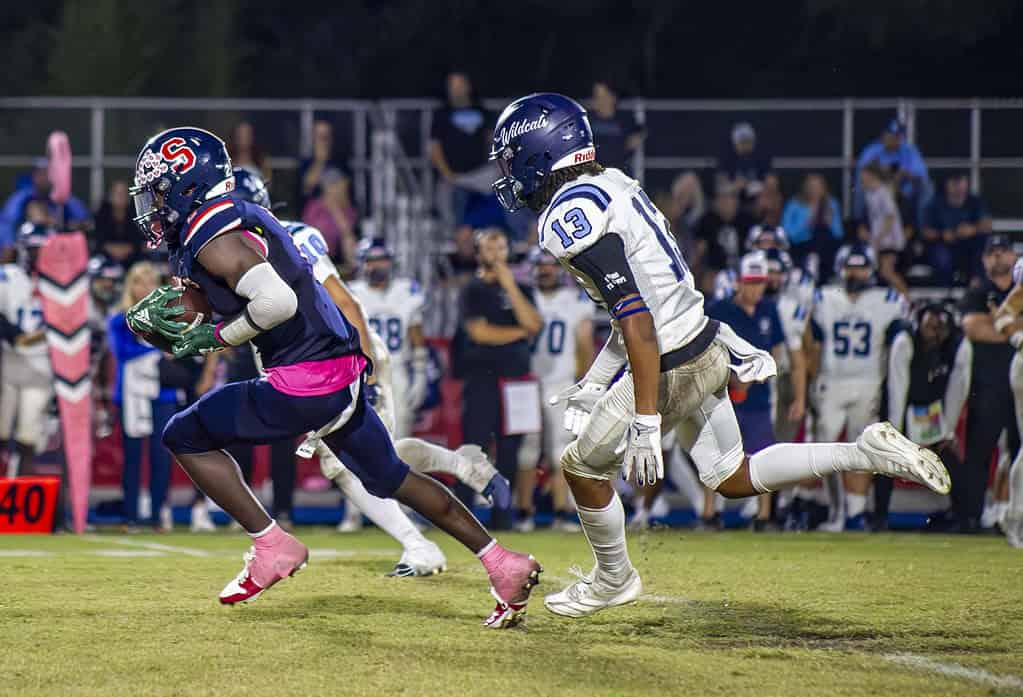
[{"xmin": 134, "ymin": 283, "xmax": 212, "ymax": 353}]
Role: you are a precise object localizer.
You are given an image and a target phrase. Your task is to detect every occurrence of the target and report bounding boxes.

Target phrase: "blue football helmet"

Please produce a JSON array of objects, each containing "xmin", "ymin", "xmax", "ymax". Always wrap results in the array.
[
  {"xmin": 489, "ymin": 93, "xmax": 595, "ymax": 213},
  {"xmin": 763, "ymin": 247, "xmax": 792, "ymax": 274},
  {"xmin": 231, "ymin": 165, "xmax": 271, "ymax": 208},
  {"xmin": 130, "ymin": 127, "xmax": 235, "ymax": 247},
  {"xmin": 834, "ymin": 242, "xmax": 877, "ymax": 275},
  {"xmin": 357, "ymin": 237, "xmax": 395, "ymax": 263}
]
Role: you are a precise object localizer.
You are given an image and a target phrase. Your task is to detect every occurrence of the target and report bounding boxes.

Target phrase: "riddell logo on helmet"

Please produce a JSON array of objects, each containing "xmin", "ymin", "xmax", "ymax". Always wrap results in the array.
[
  {"xmin": 573, "ymin": 149, "xmax": 595, "ymax": 164},
  {"xmin": 498, "ymin": 115, "xmax": 548, "ymax": 147}
]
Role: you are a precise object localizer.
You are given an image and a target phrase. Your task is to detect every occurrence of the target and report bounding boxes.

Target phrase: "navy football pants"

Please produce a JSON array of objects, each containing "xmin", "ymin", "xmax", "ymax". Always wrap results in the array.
[{"xmin": 162, "ymin": 377, "xmax": 410, "ymax": 498}]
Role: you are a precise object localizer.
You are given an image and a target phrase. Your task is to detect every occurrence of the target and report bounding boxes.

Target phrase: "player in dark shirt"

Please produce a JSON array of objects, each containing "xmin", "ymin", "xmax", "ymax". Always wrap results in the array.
[{"xmin": 126, "ymin": 128, "xmax": 541, "ymax": 627}]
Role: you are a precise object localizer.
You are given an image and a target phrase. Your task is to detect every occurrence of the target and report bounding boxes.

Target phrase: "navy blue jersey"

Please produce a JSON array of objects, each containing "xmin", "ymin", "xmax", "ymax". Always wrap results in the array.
[{"xmin": 169, "ymin": 197, "xmax": 359, "ymax": 368}]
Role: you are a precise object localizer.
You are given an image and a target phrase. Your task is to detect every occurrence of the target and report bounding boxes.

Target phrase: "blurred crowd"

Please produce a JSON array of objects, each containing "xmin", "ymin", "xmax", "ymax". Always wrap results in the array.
[{"xmin": 0, "ymin": 74, "xmax": 1013, "ymax": 537}]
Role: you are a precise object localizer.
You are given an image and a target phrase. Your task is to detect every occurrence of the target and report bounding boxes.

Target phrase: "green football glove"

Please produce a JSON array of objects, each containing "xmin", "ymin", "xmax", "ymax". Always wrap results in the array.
[
  {"xmin": 126, "ymin": 286, "xmax": 188, "ymax": 341},
  {"xmin": 171, "ymin": 323, "xmax": 229, "ymax": 359}
]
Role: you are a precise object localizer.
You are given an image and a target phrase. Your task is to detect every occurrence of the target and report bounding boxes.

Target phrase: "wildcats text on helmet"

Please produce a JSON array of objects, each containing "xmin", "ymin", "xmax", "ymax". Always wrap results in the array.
[{"xmin": 498, "ymin": 115, "xmax": 548, "ymax": 147}]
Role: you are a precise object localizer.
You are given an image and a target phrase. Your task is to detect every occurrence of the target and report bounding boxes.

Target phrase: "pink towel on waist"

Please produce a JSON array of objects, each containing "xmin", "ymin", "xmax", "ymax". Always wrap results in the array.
[{"xmin": 265, "ymin": 354, "xmax": 367, "ymax": 397}]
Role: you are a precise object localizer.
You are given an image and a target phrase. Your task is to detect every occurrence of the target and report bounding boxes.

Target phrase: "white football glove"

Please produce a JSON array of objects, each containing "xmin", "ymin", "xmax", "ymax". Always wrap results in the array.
[
  {"xmin": 549, "ymin": 381, "xmax": 607, "ymax": 436},
  {"xmin": 622, "ymin": 413, "xmax": 664, "ymax": 487}
]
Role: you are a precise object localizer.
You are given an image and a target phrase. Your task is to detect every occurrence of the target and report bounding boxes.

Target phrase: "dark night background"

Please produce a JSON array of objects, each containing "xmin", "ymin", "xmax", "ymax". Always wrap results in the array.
[{"xmin": 3, "ymin": 1, "xmax": 1022, "ymax": 99}]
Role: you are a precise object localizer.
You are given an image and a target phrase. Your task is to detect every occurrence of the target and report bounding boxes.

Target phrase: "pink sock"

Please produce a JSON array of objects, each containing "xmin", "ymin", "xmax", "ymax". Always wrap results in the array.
[
  {"xmin": 477, "ymin": 539, "xmax": 510, "ymax": 575},
  {"xmin": 251, "ymin": 520, "xmax": 285, "ymax": 549}
]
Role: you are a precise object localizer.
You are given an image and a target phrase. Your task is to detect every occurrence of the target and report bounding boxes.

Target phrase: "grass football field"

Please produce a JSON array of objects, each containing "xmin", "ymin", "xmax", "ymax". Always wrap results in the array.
[{"xmin": 2, "ymin": 528, "xmax": 1021, "ymax": 697}]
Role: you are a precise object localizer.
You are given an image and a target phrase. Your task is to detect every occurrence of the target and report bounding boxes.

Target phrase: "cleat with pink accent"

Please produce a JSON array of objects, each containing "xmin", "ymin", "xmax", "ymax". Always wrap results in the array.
[
  {"xmin": 482, "ymin": 552, "xmax": 542, "ymax": 629},
  {"xmin": 219, "ymin": 532, "xmax": 309, "ymax": 605}
]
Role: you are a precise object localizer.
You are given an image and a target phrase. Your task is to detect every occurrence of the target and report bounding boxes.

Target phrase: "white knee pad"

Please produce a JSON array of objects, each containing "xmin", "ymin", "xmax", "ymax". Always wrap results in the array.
[
  {"xmin": 680, "ymin": 391, "xmax": 745, "ymax": 490},
  {"xmin": 559, "ymin": 440, "xmax": 617, "ymax": 481}
]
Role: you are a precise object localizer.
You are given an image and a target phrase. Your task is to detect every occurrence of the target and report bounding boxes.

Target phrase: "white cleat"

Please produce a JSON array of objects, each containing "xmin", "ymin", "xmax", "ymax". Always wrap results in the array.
[
  {"xmin": 387, "ymin": 540, "xmax": 447, "ymax": 577},
  {"xmin": 627, "ymin": 509, "xmax": 650, "ymax": 531},
  {"xmin": 190, "ymin": 504, "xmax": 216, "ymax": 533},
  {"xmin": 544, "ymin": 566, "xmax": 643, "ymax": 618},
  {"xmin": 856, "ymin": 422, "xmax": 951, "ymax": 495},
  {"xmin": 1004, "ymin": 515, "xmax": 1023, "ymax": 549},
  {"xmin": 552, "ymin": 517, "xmax": 582, "ymax": 533},
  {"xmin": 513, "ymin": 517, "xmax": 535, "ymax": 533},
  {"xmin": 336, "ymin": 510, "xmax": 363, "ymax": 533}
]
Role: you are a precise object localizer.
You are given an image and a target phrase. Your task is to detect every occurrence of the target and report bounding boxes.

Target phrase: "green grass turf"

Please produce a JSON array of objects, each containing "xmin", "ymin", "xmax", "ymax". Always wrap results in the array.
[{"xmin": 1, "ymin": 528, "xmax": 1021, "ymax": 697}]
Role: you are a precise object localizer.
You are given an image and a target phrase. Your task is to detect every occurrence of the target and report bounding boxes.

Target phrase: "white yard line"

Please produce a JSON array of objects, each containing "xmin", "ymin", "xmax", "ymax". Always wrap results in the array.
[
  {"xmin": 884, "ymin": 654, "xmax": 1023, "ymax": 691},
  {"xmin": 92, "ymin": 549, "xmax": 166, "ymax": 557},
  {"xmin": 0, "ymin": 550, "xmax": 53, "ymax": 557},
  {"xmin": 83, "ymin": 535, "xmax": 211, "ymax": 557}
]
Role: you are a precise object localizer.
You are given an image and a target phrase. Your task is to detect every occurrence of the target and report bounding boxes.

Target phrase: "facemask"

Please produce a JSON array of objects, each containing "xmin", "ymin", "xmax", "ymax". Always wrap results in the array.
[
  {"xmin": 367, "ymin": 268, "xmax": 391, "ymax": 286},
  {"xmin": 844, "ymin": 277, "xmax": 870, "ymax": 293}
]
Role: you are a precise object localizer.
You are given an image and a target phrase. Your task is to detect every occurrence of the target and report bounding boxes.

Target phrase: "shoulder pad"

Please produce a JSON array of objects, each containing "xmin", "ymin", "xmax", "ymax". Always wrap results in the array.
[
  {"xmin": 538, "ymin": 182, "xmax": 612, "ymax": 259},
  {"xmin": 180, "ymin": 199, "xmax": 243, "ymax": 252},
  {"xmin": 1013, "ymin": 258, "xmax": 1023, "ymax": 286},
  {"xmin": 283, "ymin": 220, "xmax": 307, "ymax": 236}
]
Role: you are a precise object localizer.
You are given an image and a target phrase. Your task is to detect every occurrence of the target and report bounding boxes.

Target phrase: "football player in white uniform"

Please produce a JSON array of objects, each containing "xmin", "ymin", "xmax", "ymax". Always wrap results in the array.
[
  {"xmin": 340, "ymin": 238, "xmax": 430, "ymax": 531},
  {"xmin": 490, "ymin": 93, "xmax": 949, "ymax": 617},
  {"xmin": 810, "ymin": 243, "xmax": 910, "ymax": 531},
  {"xmin": 991, "ymin": 255, "xmax": 1023, "ymax": 547},
  {"xmin": 517, "ymin": 250, "xmax": 593, "ymax": 532},
  {"xmin": 229, "ymin": 168, "xmax": 510, "ymax": 576},
  {"xmin": 0, "ymin": 225, "xmax": 53, "ymax": 475},
  {"xmin": 348, "ymin": 239, "xmax": 428, "ymax": 440}
]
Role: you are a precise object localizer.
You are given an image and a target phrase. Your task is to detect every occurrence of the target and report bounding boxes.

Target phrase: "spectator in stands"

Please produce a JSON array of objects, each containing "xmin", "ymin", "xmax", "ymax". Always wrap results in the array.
[
  {"xmin": 782, "ymin": 173, "xmax": 843, "ymax": 280},
  {"xmin": 693, "ymin": 184, "xmax": 755, "ymax": 292},
  {"xmin": 227, "ymin": 120, "xmax": 269, "ymax": 179},
  {"xmin": 0, "ymin": 158, "xmax": 90, "ymax": 257},
  {"xmin": 717, "ymin": 122, "xmax": 776, "ymax": 213},
  {"xmin": 754, "ymin": 176, "xmax": 784, "ymax": 228},
  {"xmin": 456, "ymin": 229, "xmax": 541, "ymax": 529},
  {"xmin": 92, "ymin": 180, "xmax": 140, "ymax": 264},
  {"xmin": 588, "ymin": 81, "xmax": 645, "ymax": 173},
  {"xmin": 301, "ymin": 167, "xmax": 358, "ymax": 269},
  {"xmin": 667, "ymin": 171, "xmax": 705, "ymax": 239},
  {"xmin": 429, "ymin": 71, "xmax": 494, "ymax": 226},
  {"xmin": 959, "ymin": 235, "xmax": 1019, "ymax": 533},
  {"xmin": 855, "ymin": 118, "xmax": 931, "ymax": 228},
  {"xmin": 108, "ymin": 262, "xmax": 178, "ymax": 532},
  {"xmin": 297, "ymin": 120, "xmax": 346, "ymax": 213},
  {"xmin": 858, "ymin": 163, "xmax": 908, "ymax": 294},
  {"xmin": 922, "ymin": 171, "xmax": 993, "ymax": 285}
]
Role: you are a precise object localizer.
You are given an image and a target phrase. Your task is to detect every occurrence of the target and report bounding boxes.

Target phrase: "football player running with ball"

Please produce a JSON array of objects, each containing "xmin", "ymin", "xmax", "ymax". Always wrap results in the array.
[
  {"xmin": 489, "ymin": 94, "xmax": 950, "ymax": 618},
  {"xmin": 126, "ymin": 129, "xmax": 539, "ymax": 627}
]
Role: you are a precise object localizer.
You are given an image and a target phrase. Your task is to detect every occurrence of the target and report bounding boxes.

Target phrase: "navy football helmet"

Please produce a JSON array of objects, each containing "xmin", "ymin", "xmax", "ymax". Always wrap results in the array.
[
  {"xmin": 489, "ymin": 93, "xmax": 595, "ymax": 213},
  {"xmin": 357, "ymin": 237, "xmax": 395, "ymax": 264},
  {"xmin": 130, "ymin": 127, "xmax": 235, "ymax": 247},
  {"xmin": 834, "ymin": 242, "xmax": 877, "ymax": 275},
  {"xmin": 231, "ymin": 165, "xmax": 271, "ymax": 208}
]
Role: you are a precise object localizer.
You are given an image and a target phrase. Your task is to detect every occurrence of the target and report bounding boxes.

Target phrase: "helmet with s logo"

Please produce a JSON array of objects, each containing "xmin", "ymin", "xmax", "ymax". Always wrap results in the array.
[{"xmin": 130, "ymin": 127, "xmax": 234, "ymax": 247}]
